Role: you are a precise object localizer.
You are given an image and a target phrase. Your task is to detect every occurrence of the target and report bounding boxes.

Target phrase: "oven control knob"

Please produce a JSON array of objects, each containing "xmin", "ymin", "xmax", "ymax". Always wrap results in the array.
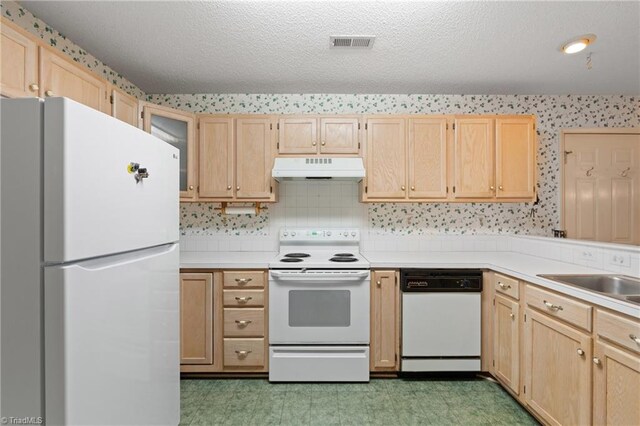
[
  {"xmin": 291, "ymin": 232, "xmax": 296, "ymax": 237},
  {"xmin": 344, "ymin": 232, "xmax": 349, "ymax": 237},
  {"xmin": 351, "ymin": 232, "xmax": 356, "ymax": 237},
  {"xmin": 283, "ymin": 232, "xmax": 289, "ymax": 237},
  {"xmin": 326, "ymin": 231, "xmax": 332, "ymax": 236}
]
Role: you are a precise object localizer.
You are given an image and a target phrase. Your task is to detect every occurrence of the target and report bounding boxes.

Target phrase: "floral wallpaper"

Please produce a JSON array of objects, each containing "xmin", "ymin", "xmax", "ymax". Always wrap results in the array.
[
  {"xmin": 1, "ymin": 1, "xmax": 144, "ymax": 99},
  {"xmin": 181, "ymin": 203, "xmax": 269, "ymax": 236},
  {"xmin": 149, "ymin": 94, "xmax": 639, "ymax": 236}
]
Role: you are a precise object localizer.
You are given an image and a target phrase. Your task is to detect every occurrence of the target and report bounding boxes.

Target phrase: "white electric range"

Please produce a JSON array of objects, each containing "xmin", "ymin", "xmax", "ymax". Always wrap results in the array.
[{"xmin": 268, "ymin": 228, "xmax": 370, "ymax": 382}]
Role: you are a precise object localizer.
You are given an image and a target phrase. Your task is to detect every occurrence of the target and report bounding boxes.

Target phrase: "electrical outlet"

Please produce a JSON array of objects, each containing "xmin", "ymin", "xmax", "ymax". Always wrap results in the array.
[
  {"xmin": 609, "ymin": 253, "xmax": 630, "ymax": 267},
  {"xmin": 580, "ymin": 250, "xmax": 596, "ymax": 262}
]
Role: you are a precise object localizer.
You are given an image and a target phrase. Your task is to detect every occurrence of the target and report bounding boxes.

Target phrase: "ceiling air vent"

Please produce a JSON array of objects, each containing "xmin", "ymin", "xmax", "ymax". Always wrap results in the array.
[{"xmin": 330, "ymin": 35, "xmax": 375, "ymax": 49}]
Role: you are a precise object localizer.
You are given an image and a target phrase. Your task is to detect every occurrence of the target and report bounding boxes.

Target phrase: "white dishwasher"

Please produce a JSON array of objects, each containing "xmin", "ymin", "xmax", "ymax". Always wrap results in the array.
[{"xmin": 401, "ymin": 269, "xmax": 483, "ymax": 372}]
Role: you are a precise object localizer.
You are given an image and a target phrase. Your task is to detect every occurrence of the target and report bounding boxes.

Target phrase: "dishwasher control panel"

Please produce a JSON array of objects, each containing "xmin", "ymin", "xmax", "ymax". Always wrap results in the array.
[{"xmin": 400, "ymin": 269, "xmax": 482, "ymax": 292}]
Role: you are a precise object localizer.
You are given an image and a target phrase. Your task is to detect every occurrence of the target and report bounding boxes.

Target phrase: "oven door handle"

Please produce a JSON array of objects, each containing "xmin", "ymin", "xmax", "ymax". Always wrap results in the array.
[{"xmin": 270, "ymin": 271, "xmax": 370, "ymax": 281}]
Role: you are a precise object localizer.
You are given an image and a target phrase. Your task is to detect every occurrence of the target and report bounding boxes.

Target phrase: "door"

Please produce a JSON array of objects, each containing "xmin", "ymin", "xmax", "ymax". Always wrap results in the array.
[
  {"xmin": 142, "ymin": 104, "xmax": 196, "ymax": 200},
  {"xmin": 365, "ymin": 118, "xmax": 406, "ymax": 199},
  {"xmin": 408, "ymin": 118, "xmax": 448, "ymax": 199},
  {"xmin": 44, "ymin": 244, "xmax": 179, "ymax": 426},
  {"xmin": 198, "ymin": 117, "xmax": 234, "ymax": 199},
  {"xmin": 268, "ymin": 270, "xmax": 370, "ymax": 344},
  {"xmin": 278, "ymin": 117, "xmax": 317, "ymax": 154},
  {"xmin": 524, "ymin": 309, "xmax": 592, "ymax": 426},
  {"xmin": 110, "ymin": 87, "xmax": 139, "ymax": 128},
  {"xmin": 563, "ymin": 132, "xmax": 640, "ymax": 245},
  {"xmin": 0, "ymin": 20, "xmax": 38, "ymax": 98},
  {"xmin": 319, "ymin": 117, "xmax": 360, "ymax": 154},
  {"xmin": 180, "ymin": 273, "xmax": 213, "ymax": 365},
  {"xmin": 593, "ymin": 341, "xmax": 640, "ymax": 426},
  {"xmin": 236, "ymin": 118, "xmax": 274, "ymax": 199},
  {"xmin": 44, "ymin": 98, "xmax": 179, "ymax": 264},
  {"xmin": 493, "ymin": 294, "xmax": 519, "ymax": 394},
  {"xmin": 39, "ymin": 47, "xmax": 107, "ymax": 112},
  {"xmin": 454, "ymin": 118, "xmax": 495, "ymax": 198},
  {"xmin": 370, "ymin": 271, "xmax": 399, "ymax": 371},
  {"xmin": 496, "ymin": 118, "xmax": 535, "ymax": 198}
]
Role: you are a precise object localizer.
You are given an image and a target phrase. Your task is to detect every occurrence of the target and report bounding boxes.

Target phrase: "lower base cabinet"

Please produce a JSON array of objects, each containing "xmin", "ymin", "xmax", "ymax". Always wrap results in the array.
[
  {"xmin": 179, "ymin": 273, "xmax": 214, "ymax": 365},
  {"xmin": 370, "ymin": 270, "xmax": 400, "ymax": 371},
  {"xmin": 493, "ymin": 294, "xmax": 519, "ymax": 394}
]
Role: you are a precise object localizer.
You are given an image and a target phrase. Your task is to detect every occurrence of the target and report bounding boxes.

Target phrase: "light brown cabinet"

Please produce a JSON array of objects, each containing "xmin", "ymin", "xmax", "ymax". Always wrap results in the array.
[
  {"xmin": 319, "ymin": 117, "xmax": 360, "ymax": 154},
  {"xmin": 493, "ymin": 294, "xmax": 520, "ymax": 394},
  {"xmin": 0, "ymin": 19, "xmax": 38, "ymax": 98},
  {"xmin": 277, "ymin": 116, "xmax": 360, "ymax": 155},
  {"xmin": 408, "ymin": 118, "xmax": 448, "ymax": 199},
  {"xmin": 495, "ymin": 118, "xmax": 536, "ymax": 198},
  {"xmin": 278, "ymin": 117, "xmax": 317, "ymax": 154},
  {"xmin": 364, "ymin": 118, "xmax": 406, "ymax": 199},
  {"xmin": 453, "ymin": 118, "xmax": 495, "ymax": 198},
  {"xmin": 198, "ymin": 117, "xmax": 234, "ymax": 199},
  {"xmin": 236, "ymin": 117, "xmax": 276, "ymax": 200},
  {"xmin": 142, "ymin": 103, "xmax": 197, "ymax": 200},
  {"xmin": 370, "ymin": 270, "xmax": 399, "ymax": 371},
  {"xmin": 110, "ymin": 87, "xmax": 139, "ymax": 127},
  {"xmin": 179, "ymin": 273, "xmax": 214, "ymax": 365}
]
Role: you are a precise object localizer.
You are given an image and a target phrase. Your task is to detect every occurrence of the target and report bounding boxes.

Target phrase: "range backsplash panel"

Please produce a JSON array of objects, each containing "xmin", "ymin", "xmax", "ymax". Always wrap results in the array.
[{"xmin": 147, "ymin": 94, "xmax": 639, "ymax": 237}]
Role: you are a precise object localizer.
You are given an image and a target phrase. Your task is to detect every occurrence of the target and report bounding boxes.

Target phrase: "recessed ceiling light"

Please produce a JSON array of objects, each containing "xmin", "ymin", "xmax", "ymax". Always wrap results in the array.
[{"xmin": 561, "ymin": 34, "xmax": 597, "ymax": 54}]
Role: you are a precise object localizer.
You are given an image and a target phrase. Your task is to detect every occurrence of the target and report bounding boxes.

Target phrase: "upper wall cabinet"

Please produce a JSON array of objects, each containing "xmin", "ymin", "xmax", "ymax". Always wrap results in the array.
[
  {"xmin": 363, "ymin": 118, "xmax": 406, "ymax": 199},
  {"xmin": 453, "ymin": 118, "xmax": 495, "ymax": 198},
  {"xmin": 110, "ymin": 87, "xmax": 139, "ymax": 128},
  {"xmin": 142, "ymin": 103, "xmax": 197, "ymax": 200},
  {"xmin": 0, "ymin": 19, "xmax": 39, "ymax": 98},
  {"xmin": 408, "ymin": 118, "xmax": 448, "ymax": 199},
  {"xmin": 495, "ymin": 118, "xmax": 536, "ymax": 199},
  {"xmin": 39, "ymin": 47, "xmax": 108, "ymax": 113},
  {"xmin": 277, "ymin": 116, "xmax": 361, "ymax": 156},
  {"xmin": 235, "ymin": 118, "xmax": 276, "ymax": 200},
  {"xmin": 199, "ymin": 117, "xmax": 234, "ymax": 199}
]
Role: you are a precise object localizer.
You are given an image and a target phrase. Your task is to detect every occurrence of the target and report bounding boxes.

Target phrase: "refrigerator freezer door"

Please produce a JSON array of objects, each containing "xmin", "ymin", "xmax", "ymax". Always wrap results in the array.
[
  {"xmin": 44, "ymin": 244, "xmax": 179, "ymax": 426},
  {"xmin": 44, "ymin": 97, "xmax": 179, "ymax": 263}
]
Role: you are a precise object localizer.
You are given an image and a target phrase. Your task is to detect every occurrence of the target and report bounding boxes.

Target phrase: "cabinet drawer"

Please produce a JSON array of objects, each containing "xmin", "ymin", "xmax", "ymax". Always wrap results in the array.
[
  {"xmin": 596, "ymin": 309, "xmax": 640, "ymax": 354},
  {"xmin": 224, "ymin": 338, "xmax": 265, "ymax": 368},
  {"xmin": 526, "ymin": 285, "xmax": 592, "ymax": 331},
  {"xmin": 224, "ymin": 308, "xmax": 265, "ymax": 337},
  {"xmin": 223, "ymin": 290, "xmax": 265, "ymax": 307},
  {"xmin": 494, "ymin": 274, "xmax": 520, "ymax": 300},
  {"xmin": 223, "ymin": 271, "xmax": 265, "ymax": 288}
]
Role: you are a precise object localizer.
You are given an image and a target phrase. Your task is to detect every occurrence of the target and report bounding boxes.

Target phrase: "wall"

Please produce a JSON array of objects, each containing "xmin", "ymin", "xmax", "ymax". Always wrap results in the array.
[
  {"xmin": 149, "ymin": 94, "xmax": 639, "ymax": 246},
  {"xmin": 1, "ymin": 1, "xmax": 144, "ymax": 98}
]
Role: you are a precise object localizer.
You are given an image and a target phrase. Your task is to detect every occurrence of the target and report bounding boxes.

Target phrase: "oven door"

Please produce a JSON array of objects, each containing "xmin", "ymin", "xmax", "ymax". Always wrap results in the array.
[{"xmin": 269, "ymin": 270, "xmax": 370, "ymax": 344}]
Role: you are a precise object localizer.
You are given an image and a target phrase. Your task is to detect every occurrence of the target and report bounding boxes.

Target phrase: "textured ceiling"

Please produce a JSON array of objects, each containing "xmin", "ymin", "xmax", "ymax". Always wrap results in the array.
[{"xmin": 21, "ymin": 1, "xmax": 640, "ymax": 95}]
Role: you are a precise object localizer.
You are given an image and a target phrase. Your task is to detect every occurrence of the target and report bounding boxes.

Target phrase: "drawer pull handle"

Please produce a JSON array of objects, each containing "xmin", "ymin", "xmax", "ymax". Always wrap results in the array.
[
  {"xmin": 29, "ymin": 83, "xmax": 39, "ymax": 92},
  {"xmin": 577, "ymin": 348, "xmax": 585, "ymax": 356},
  {"xmin": 235, "ymin": 278, "xmax": 253, "ymax": 285},
  {"xmin": 630, "ymin": 334, "xmax": 640, "ymax": 344},
  {"xmin": 593, "ymin": 357, "xmax": 601, "ymax": 366},
  {"xmin": 543, "ymin": 300, "xmax": 563, "ymax": 311},
  {"xmin": 44, "ymin": 90, "xmax": 54, "ymax": 97},
  {"xmin": 498, "ymin": 282, "xmax": 511, "ymax": 290},
  {"xmin": 235, "ymin": 296, "xmax": 253, "ymax": 303},
  {"xmin": 235, "ymin": 320, "xmax": 252, "ymax": 327},
  {"xmin": 235, "ymin": 350, "xmax": 252, "ymax": 357}
]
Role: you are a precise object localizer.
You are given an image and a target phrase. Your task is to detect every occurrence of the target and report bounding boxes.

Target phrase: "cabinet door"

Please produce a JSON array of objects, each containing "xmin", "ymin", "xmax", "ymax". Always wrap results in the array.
[
  {"xmin": 365, "ymin": 118, "xmax": 406, "ymax": 199},
  {"xmin": 278, "ymin": 117, "xmax": 317, "ymax": 154},
  {"xmin": 408, "ymin": 118, "xmax": 448, "ymax": 199},
  {"xmin": 0, "ymin": 20, "xmax": 38, "ymax": 98},
  {"xmin": 593, "ymin": 341, "xmax": 640, "ymax": 426},
  {"xmin": 198, "ymin": 117, "xmax": 234, "ymax": 199},
  {"xmin": 180, "ymin": 273, "xmax": 213, "ymax": 365},
  {"xmin": 319, "ymin": 117, "xmax": 360, "ymax": 154},
  {"xmin": 454, "ymin": 118, "xmax": 495, "ymax": 198},
  {"xmin": 496, "ymin": 118, "xmax": 535, "ymax": 198},
  {"xmin": 493, "ymin": 295, "xmax": 519, "ymax": 394},
  {"xmin": 370, "ymin": 270, "xmax": 399, "ymax": 371},
  {"xmin": 39, "ymin": 47, "xmax": 107, "ymax": 112},
  {"xmin": 110, "ymin": 87, "xmax": 139, "ymax": 127},
  {"xmin": 236, "ymin": 118, "xmax": 274, "ymax": 200},
  {"xmin": 142, "ymin": 104, "xmax": 196, "ymax": 199},
  {"xmin": 524, "ymin": 309, "xmax": 592, "ymax": 426}
]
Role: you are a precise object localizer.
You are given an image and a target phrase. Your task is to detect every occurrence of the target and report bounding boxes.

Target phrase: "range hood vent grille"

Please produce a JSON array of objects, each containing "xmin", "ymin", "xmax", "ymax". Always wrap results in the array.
[
  {"xmin": 306, "ymin": 158, "xmax": 332, "ymax": 164},
  {"xmin": 330, "ymin": 36, "xmax": 375, "ymax": 49}
]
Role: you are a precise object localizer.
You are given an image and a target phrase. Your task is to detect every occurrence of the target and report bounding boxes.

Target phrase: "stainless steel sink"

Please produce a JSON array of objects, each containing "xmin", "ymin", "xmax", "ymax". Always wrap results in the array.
[{"xmin": 538, "ymin": 274, "xmax": 640, "ymax": 305}]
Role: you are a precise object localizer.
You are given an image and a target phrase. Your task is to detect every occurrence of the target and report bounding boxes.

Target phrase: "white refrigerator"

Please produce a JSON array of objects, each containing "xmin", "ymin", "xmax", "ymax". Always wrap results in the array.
[{"xmin": 1, "ymin": 97, "xmax": 180, "ymax": 425}]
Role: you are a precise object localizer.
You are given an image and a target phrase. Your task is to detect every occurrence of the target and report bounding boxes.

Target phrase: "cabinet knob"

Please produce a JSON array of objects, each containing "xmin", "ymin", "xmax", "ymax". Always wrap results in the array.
[
  {"xmin": 411, "ymin": 186, "xmax": 415, "ymax": 191},
  {"xmin": 592, "ymin": 357, "xmax": 601, "ymax": 366},
  {"xmin": 321, "ymin": 141, "xmax": 326, "ymax": 146},
  {"xmin": 577, "ymin": 348, "xmax": 585, "ymax": 356},
  {"xmin": 510, "ymin": 313, "xmax": 515, "ymax": 319},
  {"xmin": 630, "ymin": 334, "xmax": 640, "ymax": 344},
  {"xmin": 376, "ymin": 281, "xmax": 381, "ymax": 286},
  {"xmin": 312, "ymin": 141, "xmax": 317, "ymax": 146},
  {"xmin": 188, "ymin": 185, "xmax": 194, "ymax": 190},
  {"xmin": 44, "ymin": 90, "xmax": 54, "ymax": 97},
  {"xmin": 29, "ymin": 83, "xmax": 39, "ymax": 92},
  {"xmin": 498, "ymin": 185, "xmax": 504, "ymax": 190},
  {"xmin": 236, "ymin": 186, "xmax": 240, "ymax": 191},
  {"xmin": 227, "ymin": 185, "xmax": 232, "ymax": 190},
  {"xmin": 401, "ymin": 186, "xmax": 406, "ymax": 191},
  {"xmin": 490, "ymin": 185, "xmax": 495, "ymax": 191}
]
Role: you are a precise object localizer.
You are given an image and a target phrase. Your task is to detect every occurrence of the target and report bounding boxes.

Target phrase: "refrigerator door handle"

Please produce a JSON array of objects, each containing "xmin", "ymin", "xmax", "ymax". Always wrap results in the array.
[{"xmin": 62, "ymin": 243, "xmax": 177, "ymax": 271}]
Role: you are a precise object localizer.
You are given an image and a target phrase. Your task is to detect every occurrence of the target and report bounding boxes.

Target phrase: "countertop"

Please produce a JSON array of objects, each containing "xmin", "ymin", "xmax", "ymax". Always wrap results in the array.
[{"xmin": 180, "ymin": 250, "xmax": 640, "ymax": 317}]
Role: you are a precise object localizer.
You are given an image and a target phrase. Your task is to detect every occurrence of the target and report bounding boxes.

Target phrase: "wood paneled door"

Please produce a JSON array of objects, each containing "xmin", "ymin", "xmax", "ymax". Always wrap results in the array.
[
  {"xmin": 408, "ymin": 118, "xmax": 448, "ymax": 199},
  {"xmin": 364, "ymin": 118, "xmax": 406, "ymax": 199},
  {"xmin": 495, "ymin": 118, "xmax": 536, "ymax": 199},
  {"xmin": 278, "ymin": 117, "xmax": 317, "ymax": 154},
  {"xmin": 0, "ymin": 19, "xmax": 38, "ymax": 98},
  {"xmin": 370, "ymin": 270, "xmax": 399, "ymax": 371},
  {"xmin": 454, "ymin": 118, "xmax": 495, "ymax": 198},
  {"xmin": 199, "ymin": 117, "xmax": 234, "ymax": 199},
  {"xmin": 180, "ymin": 273, "xmax": 214, "ymax": 365},
  {"xmin": 142, "ymin": 103, "xmax": 196, "ymax": 200},
  {"xmin": 562, "ymin": 130, "xmax": 640, "ymax": 245},
  {"xmin": 319, "ymin": 117, "xmax": 360, "ymax": 154},
  {"xmin": 39, "ymin": 47, "xmax": 108, "ymax": 113},
  {"xmin": 236, "ymin": 118, "xmax": 275, "ymax": 200},
  {"xmin": 493, "ymin": 294, "xmax": 520, "ymax": 394},
  {"xmin": 110, "ymin": 87, "xmax": 139, "ymax": 127}
]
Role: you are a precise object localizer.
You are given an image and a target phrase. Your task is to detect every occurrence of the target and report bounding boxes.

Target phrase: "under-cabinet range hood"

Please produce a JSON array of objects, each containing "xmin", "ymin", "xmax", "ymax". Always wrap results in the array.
[{"xmin": 272, "ymin": 157, "xmax": 365, "ymax": 181}]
